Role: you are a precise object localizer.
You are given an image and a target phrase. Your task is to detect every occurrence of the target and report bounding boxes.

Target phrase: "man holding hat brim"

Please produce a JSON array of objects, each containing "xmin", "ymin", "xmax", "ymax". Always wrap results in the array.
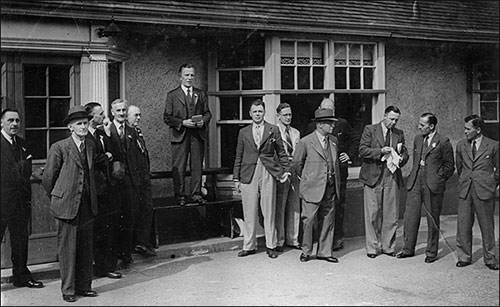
[
  {"xmin": 43, "ymin": 105, "xmax": 99, "ymax": 302},
  {"xmin": 291, "ymin": 108, "xmax": 341, "ymax": 263}
]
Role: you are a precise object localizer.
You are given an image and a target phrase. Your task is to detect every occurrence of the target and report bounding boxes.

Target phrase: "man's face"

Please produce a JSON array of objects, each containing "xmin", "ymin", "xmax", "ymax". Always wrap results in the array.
[
  {"xmin": 464, "ymin": 120, "xmax": 480, "ymax": 141},
  {"xmin": 418, "ymin": 116, "xmax": 433, "ymax": 136},
  {"xmin": 317, "ymin": 120, "xmax": 335, "ymax": 135},
  {"xmin": 278, "ymin": 107, "xmax": 292, "ymax": 126},
  {"xmin": 180, "ymin": 67, "xmax": 195, "ymax": 88},
  {"xmin": 111, "ymin": 102, "xmax": 127, "ymax": 124},
  {"xmin": 1, "ymin": 111, "xmax": 20, "ymax": 137},
  {"xmin": 68, "ymin": 118, "xmax": 89, "ymax": 139},
  {"xmin": 383, "ymin": 111, "xmax": 400, "ymax": 130},
  {"xmin": 127, "ymin": 107, "xmax": 141, "ymax": 127},
  {"xmin": 250, "ymin": 104, "xmax": 265, "ymax": 124},
  {"xmin": 91, "ymin": 106, "xmax": 105, "ymax": 126}
]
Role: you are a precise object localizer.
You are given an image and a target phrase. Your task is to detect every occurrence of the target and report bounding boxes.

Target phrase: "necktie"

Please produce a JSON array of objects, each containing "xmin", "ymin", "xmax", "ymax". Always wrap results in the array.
[
  {"xmin": 79, "ymin": 141, "xmax": 86, "ymax": 161},
  {"xmin": 423, "ymin": 136, "xmax": 429, "ymax": 150},
  {"xmin": 285, "ymin": 126, "xmax": 293, "ymax": 156},
  {"xmin": 12, "ymin": 136, "xmax": 17, "ymax": 149},
  {"xmin": 472, "ymin": 140, "xmax": 477, "ymax": 159},
  {"xmin": 323, "ymin": 136, "xmax": 328, "ymax": 150},
  {"xmin": 187, "ymin": 88, "xmax": 192, "ymax": 101},
  {"xmin": 255, "ymin": 125, "xmax": 261, "ymax": 146},
  {"xmin": 119, "ymin": 124, "xmax": 124, "ymax": 137},
  {"xmin": 384, "ymin": 128, "xmax": 391, "ymax": 147}
]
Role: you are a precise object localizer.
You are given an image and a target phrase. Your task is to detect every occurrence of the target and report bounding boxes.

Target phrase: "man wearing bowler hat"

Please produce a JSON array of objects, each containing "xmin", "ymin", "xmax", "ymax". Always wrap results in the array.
[
  {"xmin": 292, "ymin": 108, "xmax": 341, "ymax": 263},
  {"xmin": 43, "ymin": 105, "xmax": 99, "ymax": 302}
]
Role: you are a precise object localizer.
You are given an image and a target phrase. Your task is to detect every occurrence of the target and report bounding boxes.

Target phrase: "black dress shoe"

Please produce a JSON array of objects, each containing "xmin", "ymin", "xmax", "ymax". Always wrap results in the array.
[
  {"xmin": 367, "ymin": 253, "xmax": 378, "ymax": 259},
  {"xmin": 424, "ymin": 256, "xmax": 437, "ymax": 263},
  {"xmin": 237, "ymin": 249, "xmax": 256, "ymax": 257},
  {"xmin": 13, "ymin": 279, "xmax": 44, "ymax": 288},
  {"xmin": 486, "ymin": 263, "xmax": 499, "ymax": 270},
  {"xmin": 75, "ymin": 290, "xmax": 98, "ymax": 297},
  {"xmin": 266, "ymin": 248, "xmax": 278, "ymax": 259},
  {"xmin": 300, "ymin": 253, "xmax": 311, "ymax": 262},
  {"xmin": 286, "ymin": 244, "xmax": 301, "ymax": 250},
  {"xmin": 177, "ymin": 196, "xmax": 186, "ymax": 206},
  {"xmin": 332, "ymin": 242, "xmax": 344, "ymax": 251},
  {"xmin": 383, "ymin": 252, "xmax": 396, "ymax": 257},
  {"xmin": 275, "ymin": 246, "xmax": 284, "ymax": 252},
  {"xmin": 396, "ymin": 252, "xmax": 414, "ymax": 259},
  {"xmin": 135, "ymin": 244, "xmax": 157, "ymax": 257},
  {"xmin": 191, "ymin": 195, "xmax": 207, "ymax": 204},
  {"xmin": 62, "ymin": 294, "xmax": 77, "ymax": 302},
  {"xmin": 317, "ymin": 256, "xmax": 339, "ymax": 263},
  {"xmin": 104, "ymin": 271, "xmax": 122, "ymax": 279},
  {"xmin": 456, "ymin": 261, "xmax": 471, "ymax": 268}
]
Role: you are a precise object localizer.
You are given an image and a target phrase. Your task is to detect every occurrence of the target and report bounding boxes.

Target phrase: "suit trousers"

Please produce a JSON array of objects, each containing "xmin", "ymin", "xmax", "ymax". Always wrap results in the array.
[
  {"xmin": 301, "ymin": 182, "xmax": 335, "ymax": 257},
  {"xmin": 0, "ymin": 203, "xmax": 32, "ymax": 284},
  {"xmin": 402, "ymin": 167, "xmax": 443, "ymax": 257},
  {"xmin": 171, "ymin": 130, "xmax": 204, "ymax": 198},
  {"xmin": 276, "ymin": 175, "xmax": 301, "ymax": 247},
  {"xmin": 56, "ymin": 192, "xmax": 94, "ymax": 295},
  {"xmin": 240, "ymin": 159, "xmax": 277, "ymax": 251},
  {"xmin": 134, "ymin": 178, "xmax": 154, "ymax": 247},
  {"xmin": 363, "ymin": 168, "xmax": 399, "ymax": 254},
  {"xmin": 93, "ymin": 191, "xmax": 120, "ymax": 275},
  {"xmin": 333, "ymin": 163, "xmax": 348, "ymax": 246},
  {"xmin": 456, "ymin": 185, "xmax": 498, "ymax": 265},
  {"xmin": 115, "ymin": 175, "xmax": 138, "ymax": 261}
]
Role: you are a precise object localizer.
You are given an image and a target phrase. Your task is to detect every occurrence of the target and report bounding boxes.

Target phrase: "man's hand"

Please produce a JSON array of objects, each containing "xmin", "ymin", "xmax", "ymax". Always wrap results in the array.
[
  {"xmin": 339, "ymin": 152, "xmax": 350, "ymax": 163},
  {"xmin": 182, "ymin": 119, "xmax": 197, "ymax": 128},
  {"xmin": 195, "ymin": 120, "xmax": 204, "ymax": 128},
  {"xmin": 381, "ymin": 146, "xmax": 392, "ymax": 155},
  {"xmin": 279, "ymin": 172, "xmax": 291, "ymax": 183},
  {"xmin": 233, "ymin": 181, "xmax": 241, "ymax": 193},
  {"xmin": 103, "ymin": 118, "xmax": 112, "ymax": 137},
  {"xmin": 105, "ymin": 152, "xmax": 113, "ymax": 161}
]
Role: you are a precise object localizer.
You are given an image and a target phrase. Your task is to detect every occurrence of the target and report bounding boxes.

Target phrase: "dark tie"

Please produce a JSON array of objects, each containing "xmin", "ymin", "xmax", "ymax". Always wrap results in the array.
[
  {"xmin": 255, "ymin": 125, "xmax": 261, "ymax": 146},
  {"xmin": 285, "ymin": 126, "xmax": 293, "ymax": 156},
  {"xmin": 384, "ymin": 128, "xmax": 391, "ymax": 147},
  {"xmin": 119, "ymin": 124, "xmax": 124, "ymax": 138},
  {"xmin": 12, "ymin": 137, "xmax": 19, "ymax": 162},
  {"xmin": 12, "ymin": 136, "xmax": 18, "ymax": 149},
  {"xmin": 79, "ymin": 141, "xmax": 86, "ymax": 162},
  {"xmin": 472, "ymin": 140, "xmax": 477, "ymax": 159},
  {"xmin": 187, "ymin": 88, "xmax": 192, "ymax": 101}
]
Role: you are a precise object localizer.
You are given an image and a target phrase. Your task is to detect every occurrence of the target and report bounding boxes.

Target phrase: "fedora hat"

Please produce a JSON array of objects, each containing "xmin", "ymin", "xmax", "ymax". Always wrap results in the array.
[
  {"xmin": 63, "ymin": 105, "xmax": 93, "ymax": 125},
  {"xmin": 312, "ymin": 108, "xmax": 337, "ymax": 122}
]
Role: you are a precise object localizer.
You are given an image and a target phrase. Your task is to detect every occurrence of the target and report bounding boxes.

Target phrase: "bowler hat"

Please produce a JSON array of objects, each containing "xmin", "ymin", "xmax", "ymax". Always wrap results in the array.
[
  {"xmin": 63, "ymin": 105, "xmax": 93, "ymax": 125},
  {"xmin": 312, "ymin": 108, "xmax": 337, "ymax": 122}
]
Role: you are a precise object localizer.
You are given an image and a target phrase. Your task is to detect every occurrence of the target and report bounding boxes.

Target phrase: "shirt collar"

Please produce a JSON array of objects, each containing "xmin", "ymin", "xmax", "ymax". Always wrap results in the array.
[
  {"xmin": 253, "ymin": 122, "xmax": 264, "ymax": 129},
  {"xmin": 113, "ymin": 119, "xmax": 124, "ymax": 130},
  {"xmin": 88, "ymin": 126, "xmax": 96, "ymax": 136},
  {"xmin": 71, "ymin": 133, "xmax": 84, "ymax": 149},
  {"xmin": 473, "ymin": 135, "xmax": 483, "ymax": 146},
  {"xmin": 181, "ymin": 85, "xmax": 192, "ymax": 96},
  {"xmin": 426, "ymin": 130, "xmax": 437, "ymax": 143},
  {"xmin": 315, "ymin": 130, "xmax": 327, "ymax": 144},
  {"xmin": 1, "ymin": 130, "xmax": 14, "ymax": 144}
]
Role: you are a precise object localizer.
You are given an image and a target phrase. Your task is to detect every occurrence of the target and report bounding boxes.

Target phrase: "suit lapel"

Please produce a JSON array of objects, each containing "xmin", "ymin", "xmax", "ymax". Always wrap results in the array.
[
  {"xmin": 474, "ymin": 138, "xmax": 488, "ymax": 161},
  {"xmin": 176, "ymin": 87, "xmax": 186, "ymax": 106},
  {"xmin": 376, "ymin": 123, "xmax": 385, "ymax": 147},
  {"xmin": 244, "ymin": 126, "xmax": 259, "ymax": 151},
  {"xmin": 1, "ymin": 134, "xmax": 15, "ymax": 162},
  {"xmin": 424, "ymin": 134, "xmax": 440, "ymax": 157},
  {"xmin": 310, "ymin": 134, "xmax": 326, "ymax": 160}
]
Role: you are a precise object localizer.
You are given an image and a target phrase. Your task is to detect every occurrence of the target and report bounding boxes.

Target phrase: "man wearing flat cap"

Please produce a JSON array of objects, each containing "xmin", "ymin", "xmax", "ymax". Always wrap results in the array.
[
  {"xmin": 291, "ymin": 108, "xmax": 341, "ymax": 263},
  {"xmin": 43, "ymin": 105, "xmax": 99, "ymax": 303}
]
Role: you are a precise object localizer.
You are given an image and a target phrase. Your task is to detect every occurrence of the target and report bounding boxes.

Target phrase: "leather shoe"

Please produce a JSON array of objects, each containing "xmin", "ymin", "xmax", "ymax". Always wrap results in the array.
[
  {"xmin": 396, "ymin": 252, "xmax": 414, "ymax": 259},
  {"xmin": 135, "ymin": 244, "xmax": 157, "ymax": 257},
  {"xmin": 300, "ymin": 253, "xmax": 311, "ymax": 262},
  {"xmin": 286, "ymin": 244, "xmax": 301, "ymax": 250},
  {"xmin": 266, "ymin": 248, "xmax": 278, "ymax": 259},
  {"xmin": 13, "ymin": 279, "xmax": 44, "ymax": 288},
  {"xmin": 367, "ymin": 253, "xmax": 378, "ymax": 259},
  {"xmin": 456, "ymin": 261, "xmax": 471, "ymax": 268},
  {"xmin": 237, "ymin": 249, "xmax": 256, "ymax": 257},
  {"xmin": 332, "ymin": 242, "xmax": 344, "ymax": 252},
  {"xmin": 486, "ymin": 263, "xmax": 499, "ymax": 270},
  {"xmin": 317, "ymin": 256, "xmax": 339, "ymax": 263},
  {"xmin": 424, "ymin": 256, "xmax": 437, "ymax": 263},
  {"xmin": 383, "ymin": 252, "xmax": 396, "ymax": 257},
  {"xmin": 275, "ymin": 246, "xmax": 284, "ymax": 252},
  {"xmin": 75, "ymin": 290, "xmax": 98, "ymax": 297},
  {"xmin": 177, "ymin": 196, "xmax": 186, "ymax": 206},
  {"xmin": 191, "ymin": 195, "xmax": 207, "ymax": 204},
  {"xmin": 104, "ymin": 271, "xmax": 122, "ymax": 279},
  {"xmin": 62, "ymin": 294, "xmax": 76, "ymax": 302}
]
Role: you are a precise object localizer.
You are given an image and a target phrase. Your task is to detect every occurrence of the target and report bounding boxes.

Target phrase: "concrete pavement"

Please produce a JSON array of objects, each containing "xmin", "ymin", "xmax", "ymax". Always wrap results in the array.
[{"xmin": 1, "ymin": 214, "xmax": 499, "ymax": 306}]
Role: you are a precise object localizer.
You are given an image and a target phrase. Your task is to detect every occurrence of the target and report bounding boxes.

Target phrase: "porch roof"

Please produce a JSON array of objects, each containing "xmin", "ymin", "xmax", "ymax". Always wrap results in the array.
[{"xmin": 1, "ymin": 0, "xmax": 498, "ymax": 43}]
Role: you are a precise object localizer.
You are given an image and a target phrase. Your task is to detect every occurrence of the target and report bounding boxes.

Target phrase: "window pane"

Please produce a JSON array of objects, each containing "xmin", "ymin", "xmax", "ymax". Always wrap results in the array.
[
  {"xmin": 242, "ymin": 96, "xmax": 263, "ymax": 120},
  {"xmin": 241, "ymin": 70, "xmax": 263, "ymax": 90},
  {"xmin": 481, "ymin": 102, "xmax": 498, "ymax": 121},
  {"xmin": 363, "ymin": 45, "xmax": 375, "ymax": 66},
  {"xmin": 479, "ymin": 81, "xmax": 498, "ymax": 91},
  {"xmin": 335, "ymin": 67, "xmax": 347, "ymax": 89},
  {"xmin": 349, "ymin": 67, "xmax": 361, "ymax": 89},
  {"xmin": 25, "ymin": 98, "xmax": 46, "ymax": 128},
  {"xmin": 312, "ymin": 42, "xmax": 324, "ymax": 65},
  {"xmin": 217, "ymin": 36, "xmax": 264, "ymax": 68},
  {"xmin": 24, "ymin": 65, "xmax": 46, "ymax": 96},
  {"xmin": 220, "ymin": 124, "xmax": 245, "ymax": 169},
  {"xmin": 297, "ymin": 42, "xmax": 310, "ymax": 65},
  {"xmin": 281, "ymin": 67, "xmax": 294, "ymax": 89},
  {"xmin": 219, "ymin": 71, "xmax": 239, "ymax": 91},
  {"xmin": 281, "ymin": 41, "xmax": 295, "ymax": 64},
  {"xmin": 334, "ymin": 44, "xmax": 347, "ymax": 65},
  {"xmin": 49, "ymin": 129, "xmax": 70, "ymax": 147},
  {"xmin": 349, "ymin": 44, "xmax": 361, "ymax": 66},
  {"xmin": 109, "ymin": 61, "xmax": 121, "ymax": 104},
  {"xmin": 49, "ymin": 98, "xmax": 70, "ymax": 127},
  {"xmin": 480, "ymin": 93, "xmax": 498, "ymax": 101},
  {"xmin": 313, "ymin": 67, "xmax": 325, "ymax": 89},
  {"xmin": 49, "ymin": 66, "xmax": 70, "ymax": 96},
  {"xmin": 298, "ymin": 67, "xmax": 310, "ymax": 89},
  {"xmin": 25, "ymin": 130, "xmax": 47, "ymax": 159},
  {"xmin": 363, "ymin": 68, "xmax": 374, "ymax": 89},
  {"xmin": 219, "ymin": 96, "xmax": 240, "ymax": 120}
]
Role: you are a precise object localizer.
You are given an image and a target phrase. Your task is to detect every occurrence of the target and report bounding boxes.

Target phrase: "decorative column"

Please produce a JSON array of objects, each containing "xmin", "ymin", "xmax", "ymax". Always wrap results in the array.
[{"xmin": 80, "ymin": 54, "xmax": 109, "ymax": 114}]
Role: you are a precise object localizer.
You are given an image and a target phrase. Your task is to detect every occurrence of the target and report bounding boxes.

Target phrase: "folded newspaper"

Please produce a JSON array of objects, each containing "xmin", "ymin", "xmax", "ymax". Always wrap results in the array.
[{"xmin": 381, "ymin": 148, "xmax": 402, "ymax": 173}]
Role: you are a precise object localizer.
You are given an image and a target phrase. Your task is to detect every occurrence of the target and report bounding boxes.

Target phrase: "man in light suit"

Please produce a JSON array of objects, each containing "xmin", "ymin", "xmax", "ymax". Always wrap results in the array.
[
  {"xmin": 455, "ymin": 115, "xmax": 498, "ymax": 270},
  {"xmin": 164, "ymin": 63, "xmax": 212, "ymax": 206},
  {"xmin": 1, "ymin": 109, "xmax": 44, "ymax": 289},
  {"xmin": 233, "ymin": 99, "xmax": 290, "ymax": 259},
  {"xmin": 359, "ymin": 106, "xmax": 409, "ymax": 259},
  {"xmin": 397, "ymin": 113, "xmax": 454, "ymax": 263},
  {"xmin": 292, "ymin": 108, "xmax": 341, "ymax": 263},
  {"xmin": 275, "ymin": 102, "xmax": 301, "ymax": 251},
  {"xmin": 43, "ymin": 106, "xmax": 98, "ymax": 302}
]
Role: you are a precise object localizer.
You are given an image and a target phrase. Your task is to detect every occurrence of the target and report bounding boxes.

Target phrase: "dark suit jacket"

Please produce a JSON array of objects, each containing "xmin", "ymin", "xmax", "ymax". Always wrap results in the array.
[
  {"xmin": 163, "ymin": 86, "xmax": 212, "ymax": 143},
  {"xmin": 233, "ymin": 121, "xmax": 290, "ymax": 184},
  {"xmin": 358, "ymin": 122, "xmax": 409, "ymax": 188},
  {"xmin": 406, "ymin": 133, "xmax": 455, "ymax": 193},
  {"xmin": 292, "ymin": 132, "xmax": 341, "ymax": 204},
  {"xmin": 1, "ymin": 134, "xmax": 32, "ymax": 219},
  {"xmin": 456, "ymin": 136, "xmax": 499, "ymax": 200},
  {"xmin": 42, "ymin": 136, "xmax": 98, "ymax": 220},
  {"xmin": 134, "ymin": 126, "xmax": 151, "ymax": 185},
  {"xmin": 87, "ymin": 128, "xmax": 112, "ymax": 195},
  {"xmin": 108, "ymin": 122, "xmax": 143, "ymax": 187}
]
